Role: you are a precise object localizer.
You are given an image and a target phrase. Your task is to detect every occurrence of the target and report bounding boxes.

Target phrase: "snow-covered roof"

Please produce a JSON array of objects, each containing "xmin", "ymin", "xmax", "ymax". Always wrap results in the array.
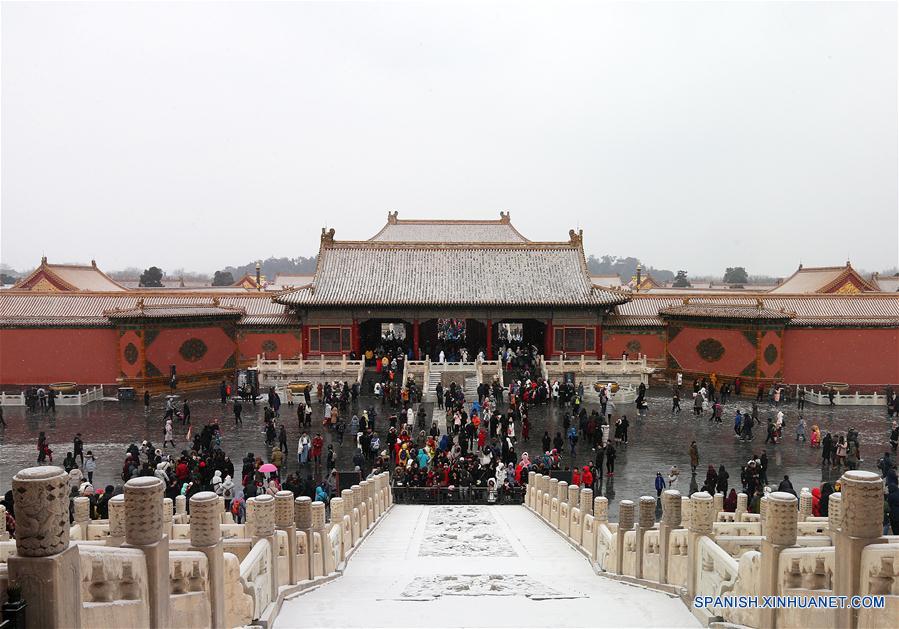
[{"xmin": 368, "ymin": 211, "xmax": 529, "ymax": 243}]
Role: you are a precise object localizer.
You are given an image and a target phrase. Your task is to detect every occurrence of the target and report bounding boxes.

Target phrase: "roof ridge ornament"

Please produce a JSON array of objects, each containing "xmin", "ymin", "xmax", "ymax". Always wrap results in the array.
[
  {"xmin": 387, "ymin": 211, "xmax": 398, "ymax": 224},
  {"xmin": 499, "ymin": 211, "xmax": 510, "ymax": 223},
  {"xmin": 568, "ymin": 229, "xmax": 583, "ymax": 246},
  {"xmin": 321, "ymin": 227, "xmax": 336, "ymax": 246}
]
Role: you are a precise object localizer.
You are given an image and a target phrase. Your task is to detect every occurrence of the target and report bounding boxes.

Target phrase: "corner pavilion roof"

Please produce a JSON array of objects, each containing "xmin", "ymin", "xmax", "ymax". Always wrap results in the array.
[
  {"xmin": 275, "ymin": 226, "xmax": 628, "ymax": 308},
  {"xmin": 769, "ymin": 263, "xmax": 878, "ymax": 294},
  {"xmin": 13, "ymin": 258, "xmax": 127, "ymax": 292},
  {"xmin": 368, "ymin": 211, "xmax": 529, "ymax": 243}
]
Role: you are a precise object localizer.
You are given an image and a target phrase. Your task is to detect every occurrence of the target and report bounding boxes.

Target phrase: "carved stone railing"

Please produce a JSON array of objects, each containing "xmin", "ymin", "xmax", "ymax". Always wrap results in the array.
[
  {"xmin": 525, "ymin": 470, "xmax": 892, "ymax": 629},
  {"xmin": 1, "ymin": 468, "xmax": 393, "ymax": 629}
]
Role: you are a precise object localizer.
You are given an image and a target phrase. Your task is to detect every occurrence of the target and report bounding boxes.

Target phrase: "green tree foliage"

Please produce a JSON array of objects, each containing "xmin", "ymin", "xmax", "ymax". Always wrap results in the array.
[
  {"xmin": 672, "ymin": 270, "xmax": 691, "ymax": 287},
  {"xmin": 139, "ymin": 266, "xmax": 164, "ymax": 287},
  {"xmin": 212, "ymin": 270, "xmax": 235, "ymax": 286},
  {"xmin": 585, "ymin": 255, "xmax": 675, "ymax": 283},
  {"xmin": 724, "ymin": 267, "xmax": 749, "ymax": 284}
]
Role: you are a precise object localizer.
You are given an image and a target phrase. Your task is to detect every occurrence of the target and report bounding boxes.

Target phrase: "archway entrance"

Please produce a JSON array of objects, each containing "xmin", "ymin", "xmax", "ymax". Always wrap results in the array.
[{"xmin": 359, "ymin": 319, "xmax": 409, "ymax": 359}]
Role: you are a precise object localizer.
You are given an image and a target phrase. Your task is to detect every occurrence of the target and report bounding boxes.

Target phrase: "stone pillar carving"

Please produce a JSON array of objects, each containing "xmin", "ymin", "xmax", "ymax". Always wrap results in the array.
[
  {"xmin": 686, "ymin": 492, "xmax": 713, "ymax": 599},
  {"xmin": 659, "ymin": 489, "xmax": 682, "ymax": 584},
  {"xmin": 580, "ymin": 488, "xmax": 593, "ymax": 515},
  {"xmin": 8, "ymin": 466, "xmax": 82, "ymax": 629},
  {"xmin": 567, "ymin": 483, "xmax": 579, "ymax": 506},
  {"xmin": 594, "ymin": 496, "xmax": 609, "ymax": 523},
  {"xmin": 108, "ymin": 494, "xmax": 126, "ymax": 545},
  {"xmin": 680, "ymin": 495, "xmax": 692, "ymax": 529},
  {"xmin": 74, "ymin": 496, "xmax": 91, "ymax": 539},
  {"xmin": 799, "ymin": 488, "xmax": 813, "ymax": 521},
  {"xmin": 834, "ymin": 471, "xmax": 885, "ymax": 629},
  {"xmin": 252, "ymin": 494, "xmax": 278, "ymax": 600},
  {"xmin": 0, "ymin": 504, "xmax": 7, "ymax": 541},
  {"xmin": 275, "ymin": 490, "xmax": 298, "ymax": 585},
  {"xmin": 828, "ymin": 492, "xmax": 842, "ymax": 533},
  {"xmin": 190, "ymin": 491, "xmax": 225, "ymax": 629},
  {"xmin": 759, "ymin": 493, "xmax": 769, "ymax": 536},
  {"xmin": 615, "ymin": 500, "xmax": 634, "ymax": 575},
  {"xmin": 123, "ymin": 476, "xmax": 169, "ymax": 629},
  {"xmin": 635, "ymin": 496, "xmax": 655, "ymax": 579},
  {"xmin": 162, "ymin": 497, "xmax": 173, "ymax": 538},
  {"xmin": 735, "ymin": 492, "xmax": 748, "ymax": 521},
  {"xmin": 311, "ymin": 500, "xmax": 327, "ymax": 577},
  {"xmin": 175, "ymin": 494, "xmax": 187, "ymax": 517},
  {"xmin": 329, "ymin": 497, "xmax": 347, "ymax": 563},
  {"xmin": 760, "ymin": 491, "xmax": 798, "ymax": 628},
  {"xmin": 713, "ymin": 492, "xmax": 724, "ymax": 516},
  {"xmin": 295, "ymin": 495, "xmax": 314, "ymax": 578},
  {"xmin": 557, "ymin": 480, "xmax": 568, "ymax": 503},
  {"xmin": 527, "ymin": 472, "xmax": 537, "ymax": 509}
]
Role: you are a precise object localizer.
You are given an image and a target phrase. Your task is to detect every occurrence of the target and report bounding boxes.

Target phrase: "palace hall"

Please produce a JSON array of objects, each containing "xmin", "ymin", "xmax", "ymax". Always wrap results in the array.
[{"xmin": 0, "ymin": 213, "xmax": 897, "ymax": 390}]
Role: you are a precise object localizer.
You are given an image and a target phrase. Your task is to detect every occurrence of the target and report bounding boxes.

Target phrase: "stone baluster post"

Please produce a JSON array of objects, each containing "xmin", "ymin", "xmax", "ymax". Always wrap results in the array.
[
  {"xmin": 190, "ymin": 491, "xmax": 225, "ymax": 629},
  {"xmin": 295, "ymin": 496, "xmax": 313, "ymax": 579},
  {"xmin": 351, "ymin": 484, "xmax": 365, "ymax": 531},
  {"xmin": 0, "ymin": 504, "xmax": 7, "ymax": 541},
  {"xmin": 759, "ymin": 493, "xmax": 769, "ymax": 536},
  {"xmin": 275, "ymin": 490, "xmax": 297, "ymax": 584},
  {"xmin": 735, "ymin": 492, "xmax": 748, "ymax": 521},
  {"xmin": 635, "ymin": 496, "xmax": 655, "ymax": 579},
  {"xmin": 329, "ymin": 497, "xmax": 346, "ymax": 562},
  {"xmin": 360, "ymin": 480, "xmax": 373, "ymax": 529},
  {"xmin": 580, "ymin": 487, "xmax": 593, "ymax": 516},
  {"xmin": 681, "ymin": 495, "xmax": 692, "ymax": 529},
  {"xmin": 252, "ymin": 494, "xmax": 279, "ymax": 600},
  {"xmin": 175, "ymin": 494, "xmax": 187, "ymax": 520},
  {"xmin": 759, "ymin": 492, "xmax": 798, "ymax": 628},
  {"xmin": 686, "ymin": 492, "xmax": 714, "ymax": 600},
  {"xmin": 799, "ymin": 488, "xmax": 813, "ymax": 521},
  {"xmin": 107, "ymin": 494, "xmax": 126, "ymax": 546},
  {"xmin": 548, "ymin": 477, "xmax": 559, "ymax": 507},
  {"xmin": 659, "ymin": 489, "xmax": 682, "ymax": 585},
  {"xmin": 527, "ymin": 471, "xmax": 537, "ymax": 509},
  {"xmin": 833, "ymin": 471, "xmax": 885, "ymax": 629},
  {"xmin": 615, "ymin": 500, "xmax": 634, "ymax": 575},
  {"xmin": 311, "ymin": 500, "xmax": 327, "ymax": 577},
  {"xmin": 74, "ymin": 495, "xmax": 91, "ymax": 539},
  {"xmin": 162, "ymin": 497, "xmax": 174, "ymax": 539},
  {"xmin": 713, "ymin": 492, "xmax": 724, "ymax": 517},
  {"xmin": 8, "ymin": 466, "xmax": 82, "ymax": 629},
  {"xmin": 124, "ymin": 476, "xmax": 169, "ymax": 629},
  {"xmin": 827, "ymin": 492, "xmax": 841, "ymax": 532},
  {"xmin": 341, "ymin": 489, "xmax": 359, "ymax": 546},
  {"xmin": 557, "ymin": 480, "xmax": 568, "ymax": 503},
  {"xmin": 594, "ymin": 496, "xmax": 609, "ymax": 524}
]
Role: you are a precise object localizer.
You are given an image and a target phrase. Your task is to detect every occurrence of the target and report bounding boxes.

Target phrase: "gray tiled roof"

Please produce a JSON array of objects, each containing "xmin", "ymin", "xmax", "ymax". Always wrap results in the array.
[
  {"xmin": 370, "ymin": 222, "xmax": 528, "ymax": 243},
  {"xmin": 659, "ymin": 304, "xmax": 793, "ymax": 320},
  {"xmin": 105, "ymin": 304, "xmax": 244, "ymax": 320},
  {"xmin": 276, "ymin": 243, "xmax": 627, "ymax": 307}
]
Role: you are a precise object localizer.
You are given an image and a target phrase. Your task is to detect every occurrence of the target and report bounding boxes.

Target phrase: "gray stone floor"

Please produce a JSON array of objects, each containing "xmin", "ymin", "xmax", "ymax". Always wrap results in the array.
[{"xmin": 0, "ymin": 387, "xmax": 894, "ymax": 518}]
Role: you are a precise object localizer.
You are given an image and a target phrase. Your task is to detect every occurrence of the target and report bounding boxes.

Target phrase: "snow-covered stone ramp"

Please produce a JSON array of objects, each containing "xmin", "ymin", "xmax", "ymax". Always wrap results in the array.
[{"xmin": 275, "ymin": 504, "xmax": 699, "ymax": 627}]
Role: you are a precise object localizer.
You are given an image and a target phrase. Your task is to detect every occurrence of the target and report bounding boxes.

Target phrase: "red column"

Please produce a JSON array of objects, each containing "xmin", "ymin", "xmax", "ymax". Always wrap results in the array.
[
  {"xmin": 412, "ymin": 320, "xmax": 420, "ymax": 359},
  {"xmin": 486, "ymin": 319, "xmax": 493, "ymax": 359},
  {"xmin": 595, "ymin": 324, "xmax": 603, "ymax": 358},
  {"xmin": 302, "ymin": 324, "xmax": 309, "ymax": 357},
  {"xmin": 544, "ymin": 320, "xmax": 553, "ymax": 358}
]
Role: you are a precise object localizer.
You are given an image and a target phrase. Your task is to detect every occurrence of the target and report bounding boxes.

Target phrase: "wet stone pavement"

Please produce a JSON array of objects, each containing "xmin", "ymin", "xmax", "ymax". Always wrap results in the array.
[{"xmin": 0, "ymin": 387, "xmax": 894, "ymax": 518}]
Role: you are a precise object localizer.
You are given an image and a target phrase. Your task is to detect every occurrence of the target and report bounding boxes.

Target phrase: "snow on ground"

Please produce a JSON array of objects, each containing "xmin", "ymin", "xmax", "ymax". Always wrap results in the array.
[{"xmin": 275, "ymin": 505, "xmax": 699, "ymax": 628}]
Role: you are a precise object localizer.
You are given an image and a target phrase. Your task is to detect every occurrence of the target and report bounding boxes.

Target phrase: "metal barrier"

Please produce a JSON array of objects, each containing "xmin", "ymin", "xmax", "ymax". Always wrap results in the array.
[{"xmin": 390, "ymin": 485, "xmax": 526, "ymax": 505}]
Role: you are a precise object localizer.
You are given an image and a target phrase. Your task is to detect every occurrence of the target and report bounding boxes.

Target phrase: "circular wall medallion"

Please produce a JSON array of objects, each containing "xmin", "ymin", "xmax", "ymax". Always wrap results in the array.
[
  {"xmin": 696, "ymin": 338, "xmax": 725, "ymax": 362},
  {"xmin": 764, "ymin": 343, "xmax": 778, "ymax": 365},
  {"xmin": 262, "ymin": 340, "xmax": 278, "ymax": 353},
  {"xmin": 179, "ymin": 338, "xmax": 208, "ymax": 362},
  {"xmin": 626, "ymin": 340, "xmax": 642, "ymax": 354},
  {"xmin": 124, "ymin": 342, "xmax": 139, "ymax": 365}
]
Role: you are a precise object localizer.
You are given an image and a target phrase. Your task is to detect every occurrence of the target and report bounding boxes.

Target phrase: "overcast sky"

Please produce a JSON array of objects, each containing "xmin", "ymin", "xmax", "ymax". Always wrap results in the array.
[{"xmin": 2, "ymin": 1, "xmax": 897, "ymax": 277}]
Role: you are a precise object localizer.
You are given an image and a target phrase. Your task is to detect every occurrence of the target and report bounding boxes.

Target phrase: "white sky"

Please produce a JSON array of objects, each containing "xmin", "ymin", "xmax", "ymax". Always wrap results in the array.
[{"xmin": 2, "ymin": 0, "xmax": 897, "ymax": 276}]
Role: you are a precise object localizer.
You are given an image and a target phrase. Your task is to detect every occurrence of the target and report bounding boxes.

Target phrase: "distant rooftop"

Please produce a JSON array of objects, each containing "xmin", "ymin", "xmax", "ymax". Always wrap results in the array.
[
  {"xmin": 368, "ymin": 211, "xmax": 529, "ymax": 243},
  {"xmin": 769, "ymin": 262, "xmax": 877, "ymax": 294},
  {"xmin": 13, "ymin": 258, "xmax": 126, "ymax": 292}
]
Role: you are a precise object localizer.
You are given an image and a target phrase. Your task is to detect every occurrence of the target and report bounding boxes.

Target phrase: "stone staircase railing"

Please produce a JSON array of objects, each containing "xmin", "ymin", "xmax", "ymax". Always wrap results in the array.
[
  {"xmin": 0, "ymin": 467, "xmax": 393, "ymax": 629},
  {"xmin": 525, "ymin": 470, "xmax": 898, "ymax": 628}
]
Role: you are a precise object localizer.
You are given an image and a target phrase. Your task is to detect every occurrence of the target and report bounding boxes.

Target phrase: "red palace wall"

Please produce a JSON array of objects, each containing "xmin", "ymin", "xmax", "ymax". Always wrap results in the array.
[
  {"xmin": 667, "ymin": 326, "xmax": 766, "ymax": 379},
  {"xmin": 602, "ymin": 330, "xmax": 666, "ymax": 361},
  {"xmin": 118, "ymin": 329, "xmax": 144, "ymax": 379},
  {"xmin": 143, "ymin": 326, "xmax": 237, "ymax": 377},
  {"xmin": 782, "ymin": 328, "xmax": 899, "ymax": 386},
  {"xmin": 236, "ymin": 330, "xmax": 304, "ymax": 364},
  {"xmin": 0, "ymin": 328, "xmax": 120, "ymax": 385}
]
